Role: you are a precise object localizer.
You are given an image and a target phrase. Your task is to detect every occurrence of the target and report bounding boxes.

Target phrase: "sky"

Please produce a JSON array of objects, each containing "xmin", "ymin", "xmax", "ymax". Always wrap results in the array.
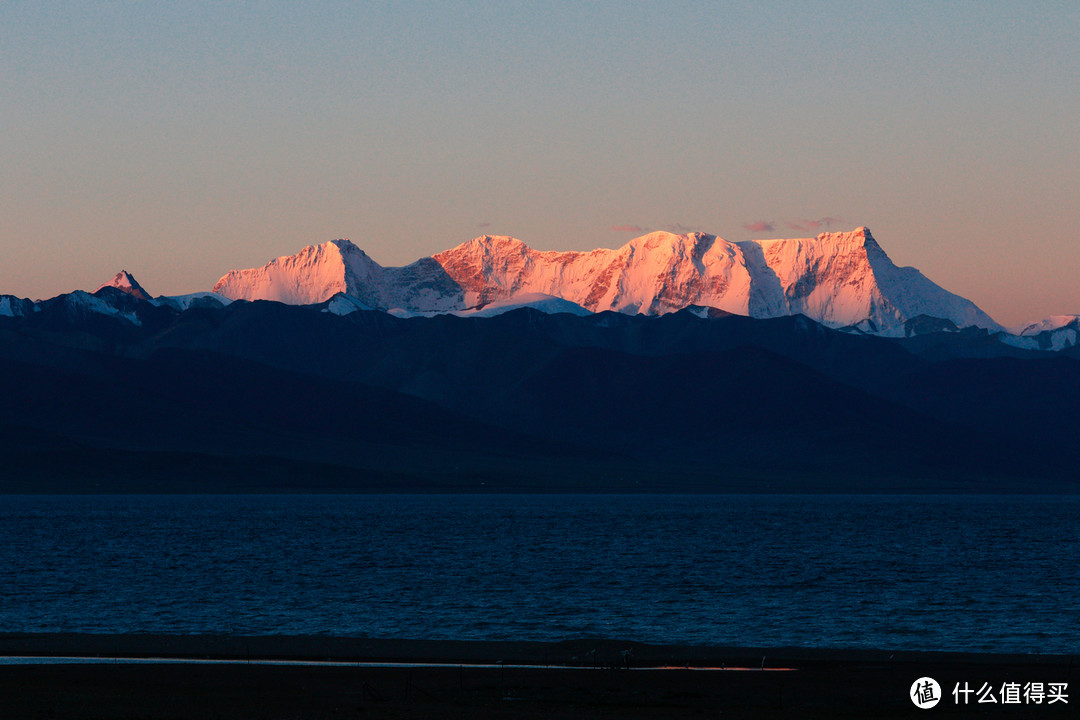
[{"xmin": 2, "ymin": 1, "xmax": 1077, "ymax": 327}]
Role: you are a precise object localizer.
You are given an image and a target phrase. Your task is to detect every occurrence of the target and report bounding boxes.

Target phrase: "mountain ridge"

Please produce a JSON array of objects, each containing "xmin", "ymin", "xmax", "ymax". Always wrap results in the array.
[
  {"xmin": 3, "ymin": 226, "xmax": 1078, "ymax": 492},
  {"xmin": 2, "ymin": 297, "xmax": 1077, "ymax": 492},
  {"xmin": 210, "ymin": 227, "xmax": 1001, "ymax": 337}
]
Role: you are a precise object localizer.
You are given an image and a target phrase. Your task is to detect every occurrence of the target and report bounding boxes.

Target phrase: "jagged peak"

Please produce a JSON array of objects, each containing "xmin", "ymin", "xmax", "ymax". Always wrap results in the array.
[
  {"xmin": 437, "ymin": 235, "xmax": 531, "ymax": 259},
  {"xmin": 95, "ymin": 270, "xmax": 151, "ymax": 301},
  {"xmin": 477, "ymin": 234, "xmax": 525, "ymax": 243},
  {"xmin": 292, "ymin": 238, "xmax": 359, "ymax": 259},
  {"xmin": 326, "ymin": 238, "xmax": 368, "ymax": 255},
  {"xmin": 810, "ymin": 226, "xmax": 883, "ymax": 252},
  {"xmin": 778, "ymin": 225, "xmax": 871, "ymax": 246},
  {"xmin": 212, "ymin": 239, "xmax": 367, "ymax": 302},
  {"xmin": 745, "ymin": 227, "xmax": 882, "ymax": 262},
  {"xmin": 621, "ymin": 230, "xmax": 719, "ymax": 256},
  {"xmin": 749, "ymin": 226, "xmax": 867, "ymax": 249},
  {"xmin": 219, "ymin": 239, "xmax": 361, "ymax": 278},
  {"xmin": 631, "ymin": 229, "xmax": 713, "ymax": 242},
  {"xmin": 470, "ymin": 235, "xmax": 529, "ymax": 249},
  {"xmin": 629, "ymin": 230, "xmax": 680, "ymax": 246},
  {"xmin": 815, "ymin": 225, "xmax": 872, "ymax": 241},
  {"xmin": 1017, "ymin": 315, "xmax": 1080, "ymax": 336},
  {"xmin": 634, "ymin": 230, "xmax": 681, "ymax": 241}
]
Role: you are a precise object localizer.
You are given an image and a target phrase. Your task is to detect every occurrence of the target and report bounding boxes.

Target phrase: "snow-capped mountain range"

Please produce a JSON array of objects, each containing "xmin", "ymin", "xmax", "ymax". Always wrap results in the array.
[
  {"xmin": 3, "ymin": 228, "xmax": 1080, "ymax": 493},
  {"xmin": 1, "ymin": 226, "xmax": 1075, "ymax": 346},
  {"xmin": 212, "ymin": 226, "xmax": 1002, "ymax": 337}
]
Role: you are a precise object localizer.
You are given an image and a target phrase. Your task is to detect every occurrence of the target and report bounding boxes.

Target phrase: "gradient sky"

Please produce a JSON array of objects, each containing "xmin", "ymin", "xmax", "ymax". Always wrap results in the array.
[{"xmin": 2, "ymin": 1, "xmax": 1077, "ymax": 326}]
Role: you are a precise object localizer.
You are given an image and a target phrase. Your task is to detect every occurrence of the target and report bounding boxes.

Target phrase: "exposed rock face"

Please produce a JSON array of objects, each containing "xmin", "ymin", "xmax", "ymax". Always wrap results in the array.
[
  {"xmin": 211, "ymin": 228, "xmax": 1002, "ymax": 336},
  {"xmin": 95, "ymin": 271, "xmax": 152, "ymax": 302}
]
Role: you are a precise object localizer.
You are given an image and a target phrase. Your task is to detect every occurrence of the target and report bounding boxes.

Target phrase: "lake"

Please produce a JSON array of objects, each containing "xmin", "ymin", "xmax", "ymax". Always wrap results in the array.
[{"xmin": 2, "ymin": 494, "xmax": 1077, "ymax": 654}]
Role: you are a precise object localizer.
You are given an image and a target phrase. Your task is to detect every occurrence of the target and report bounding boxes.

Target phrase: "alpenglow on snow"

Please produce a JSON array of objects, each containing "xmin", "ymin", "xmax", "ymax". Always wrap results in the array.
[{"xmin": 211, "ymin": 227, "xmax": 1001, "ymax": 337}]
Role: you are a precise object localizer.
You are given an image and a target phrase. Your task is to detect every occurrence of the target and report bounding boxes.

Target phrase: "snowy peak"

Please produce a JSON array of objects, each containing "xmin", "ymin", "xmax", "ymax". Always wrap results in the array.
[
  {"xmin": 1006, "ymin": 315, "xmax": 1080, "ymax": 351},
  {"xmin": 434, "ymin": 230, "xmax": 753, "ymax": 316},
  {"xmin": 453, "ymin": 235, "xmax": 532, "ymax": 255},
  {"xmin": 38, "ymin": 290, "xmax": 146, "ymax": 327},
  {"xmin": 1018, "ymin": 315, "xmax": 1080, "ymax": 336},
  {"xmin": 431, "ymin": 225, "xmax": 996, "ymax": 333},
  {"xmin": 96, "ymin": 270, "xmax": 151, "ymax": 301},
  {"xmin": 434, "ymin": 235, "xmax": 540, "ymax": 306},
  {"xmin": 739, "ymin": 227, "xmax": 1001, "ymax": 335},
  {"xmin": 89, "ymin": 270, "xmax": 231, "ymax": 314},
  {"xmin": 0, "ymin": 295, "xmax": 36, "ymax": 318},
  {"xmin": 213, "ymin": 239, "xmax": 465, "ymax": 313},
  {"xmin": 828, "ymin": 225, "xmax": 874, "ymax": 245},
  {"xmin": 210, "ymin": 239, "xmax": 399, "ymax": 306},
  {"xmin": 212, "ymin": 240, "xmax": 355, "ymax": 304},
  {"xmin": 210, "ymin": 227, "xmax": 1003, "ymax": 336}
]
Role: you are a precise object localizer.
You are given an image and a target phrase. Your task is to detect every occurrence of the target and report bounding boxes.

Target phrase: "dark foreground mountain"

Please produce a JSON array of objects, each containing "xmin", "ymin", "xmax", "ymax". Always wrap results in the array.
[{"xmin": 1, "ymin": 286, "xmax": 1077, "ymax": 493}]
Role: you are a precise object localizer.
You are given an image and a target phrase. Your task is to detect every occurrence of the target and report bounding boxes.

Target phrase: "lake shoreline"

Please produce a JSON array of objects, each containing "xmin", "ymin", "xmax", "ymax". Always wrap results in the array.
[
  {"xmin": 2, "ymin": 633, "xmax": 1075, "ymax": 719},
  {"xmin": 1, "ymin": 631, "xmax": 1077, "ymax": 667}
]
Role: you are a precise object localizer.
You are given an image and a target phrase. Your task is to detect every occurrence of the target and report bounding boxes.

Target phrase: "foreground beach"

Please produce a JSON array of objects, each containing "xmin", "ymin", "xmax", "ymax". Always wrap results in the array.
[{"xmin": 1, "ymin": 634, "xmax": 1075, "ymax": 718}]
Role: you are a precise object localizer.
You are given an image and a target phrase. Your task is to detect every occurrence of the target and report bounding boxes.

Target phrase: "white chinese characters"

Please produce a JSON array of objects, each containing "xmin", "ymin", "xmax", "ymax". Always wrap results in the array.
[{"xmin": 951, "ymin": 681, "xmax": 1068, "ymax": 705}]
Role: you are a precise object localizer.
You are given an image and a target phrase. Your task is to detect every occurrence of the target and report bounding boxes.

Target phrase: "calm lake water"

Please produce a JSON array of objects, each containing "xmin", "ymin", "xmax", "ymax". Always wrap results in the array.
[{"xmin": 2, "ymin": 494, "xmax": 1077, "ymax": 654}]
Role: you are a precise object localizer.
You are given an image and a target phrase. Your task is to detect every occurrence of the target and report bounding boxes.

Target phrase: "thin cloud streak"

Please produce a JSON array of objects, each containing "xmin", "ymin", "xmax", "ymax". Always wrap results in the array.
[
  {"xmin": 744, "ymin": 221, "xmax": 775, "ymax": 233},
  {"xmin": 786, "ymin": 217, "xmax": 842, "ymax": 233}
]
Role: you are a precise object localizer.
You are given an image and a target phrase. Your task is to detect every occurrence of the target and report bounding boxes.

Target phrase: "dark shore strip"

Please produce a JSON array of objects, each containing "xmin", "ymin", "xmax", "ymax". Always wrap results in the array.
[
  {"xmin": 2, "ymin": 632, "xmax": 1077, "ymax": 667},
  {"xmin": 1, "ymin": 633, "xmax": 1076, "ymax": 719}
]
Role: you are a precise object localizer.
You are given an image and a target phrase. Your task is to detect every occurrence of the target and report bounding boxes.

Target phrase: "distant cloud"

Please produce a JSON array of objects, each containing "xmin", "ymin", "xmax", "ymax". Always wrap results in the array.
[
  {"xmin": 476, "ymin": 222, "xmax": 491, "ymax": 228},
  {"xmin": 611, "ymin": 224, "xmax": 646, "ymax": 233},
  {"xmin": 743, "ymin": 221, "xmax": 775, "ymax": 233},
  {"xmin": 786, "ymin": 216, "xmax": 842, "ymax": 233}
]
